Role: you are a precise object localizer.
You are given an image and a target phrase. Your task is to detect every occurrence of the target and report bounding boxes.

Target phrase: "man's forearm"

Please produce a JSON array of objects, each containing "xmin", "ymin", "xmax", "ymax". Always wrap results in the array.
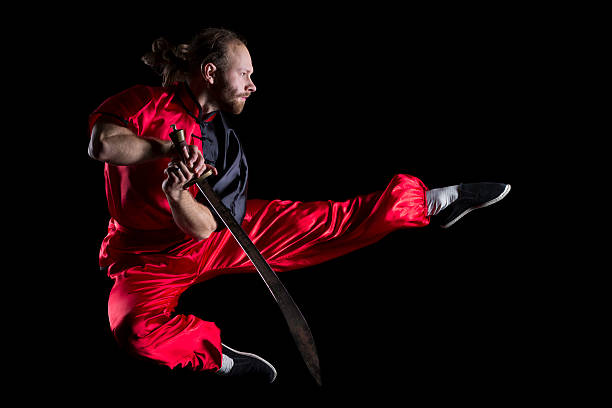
[{"xmin": 167, "ymin": 192, "xmax": 218, "ymax": 240}]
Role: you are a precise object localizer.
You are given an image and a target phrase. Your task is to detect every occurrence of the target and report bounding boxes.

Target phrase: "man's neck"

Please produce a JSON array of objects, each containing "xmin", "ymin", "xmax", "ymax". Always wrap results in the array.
[{"xmin": 186, "ymin": 78, "xmax": 218, "ymax": 115}]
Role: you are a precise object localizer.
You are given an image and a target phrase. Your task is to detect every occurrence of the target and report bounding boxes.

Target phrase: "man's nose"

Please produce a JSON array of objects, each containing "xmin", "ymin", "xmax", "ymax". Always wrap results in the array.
[{"xmin": 247, "ymin": 78, "xmax": 256, "ymax": 93}]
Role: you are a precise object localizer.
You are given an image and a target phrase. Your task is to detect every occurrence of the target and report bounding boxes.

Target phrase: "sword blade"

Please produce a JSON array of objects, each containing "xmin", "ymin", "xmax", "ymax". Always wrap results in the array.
[{"xmin": 195, "ymin": 180, "xmax": 322, "ymax": 386}]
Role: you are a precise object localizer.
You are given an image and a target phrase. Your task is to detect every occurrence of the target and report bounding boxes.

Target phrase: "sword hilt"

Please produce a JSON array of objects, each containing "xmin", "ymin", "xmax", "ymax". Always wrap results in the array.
[
  {"xmin": 169, "ymin": 124, "xmax": 214, "ymax": 188},
  {"xmin": 169, "ymin": 124, "xmax": 188, "ymax": 161}
]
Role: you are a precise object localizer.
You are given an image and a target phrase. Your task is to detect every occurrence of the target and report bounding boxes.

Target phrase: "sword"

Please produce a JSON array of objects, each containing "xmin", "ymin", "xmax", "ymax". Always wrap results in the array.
[{"xmin": 169, "ymin": 125, "xmax": 322, "ymax": 386}]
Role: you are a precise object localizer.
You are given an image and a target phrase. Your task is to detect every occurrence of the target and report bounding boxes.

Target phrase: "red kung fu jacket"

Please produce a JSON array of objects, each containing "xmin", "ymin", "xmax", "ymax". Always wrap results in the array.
[{"xmin": 89, "ymin": 82, "xmax": 248, "ymax": 268}]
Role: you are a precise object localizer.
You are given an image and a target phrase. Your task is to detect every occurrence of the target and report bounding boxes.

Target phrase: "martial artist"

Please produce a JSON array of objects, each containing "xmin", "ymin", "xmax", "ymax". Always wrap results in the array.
[{"xmin": 88, "ymin": 28, "xmax": 510, "ymax": 383}]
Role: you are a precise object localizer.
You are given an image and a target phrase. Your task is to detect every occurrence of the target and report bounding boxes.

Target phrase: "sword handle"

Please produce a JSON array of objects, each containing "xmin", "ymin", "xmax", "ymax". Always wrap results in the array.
[
  {"xmin": 169, "ymin": 124, "xmax": 189, "ymax": 161},
  {"xmin": 169, "ymin": 124, "xmax": 214, "ymax": 187}
]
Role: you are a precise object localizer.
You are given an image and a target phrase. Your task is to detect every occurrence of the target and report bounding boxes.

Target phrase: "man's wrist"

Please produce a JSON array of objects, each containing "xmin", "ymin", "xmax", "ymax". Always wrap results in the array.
[{"xmin": 164, "ymin": 187, "xmax": 191, "ymax": 205}]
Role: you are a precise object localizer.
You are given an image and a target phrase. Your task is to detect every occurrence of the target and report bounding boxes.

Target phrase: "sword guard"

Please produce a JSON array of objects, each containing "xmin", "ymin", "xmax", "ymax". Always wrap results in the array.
[{"xmin": 184, "ymin": 168, "xmax": 214, "ymax": 188}]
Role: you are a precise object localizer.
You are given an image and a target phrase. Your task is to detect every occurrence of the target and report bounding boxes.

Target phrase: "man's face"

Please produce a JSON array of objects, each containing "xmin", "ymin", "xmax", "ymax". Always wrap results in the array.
[{"xmin": 211, "ymin": 42, "xmax": 256, "ymax": 114}]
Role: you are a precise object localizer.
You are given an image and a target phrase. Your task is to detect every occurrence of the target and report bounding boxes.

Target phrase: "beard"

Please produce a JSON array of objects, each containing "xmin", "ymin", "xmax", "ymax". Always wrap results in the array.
[{"xmin": 212, "ymin": 79, "xmax": 248, "ymax": 115}]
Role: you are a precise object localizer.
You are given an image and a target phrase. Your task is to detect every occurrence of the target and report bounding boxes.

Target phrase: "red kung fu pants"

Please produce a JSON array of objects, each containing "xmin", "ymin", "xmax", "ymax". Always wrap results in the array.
[{"xmin": 106, "ymin": 174, "xmax": 429, "ymax": 372}]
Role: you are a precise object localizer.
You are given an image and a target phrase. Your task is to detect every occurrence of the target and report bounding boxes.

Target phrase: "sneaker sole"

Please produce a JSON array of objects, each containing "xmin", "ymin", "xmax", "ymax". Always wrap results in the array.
[
  {"xmin": 441, "ymin": 184, "xmax": 511, "ymax": 229},
  {"xmin": 221, "ymin": 343, "xmax": 278, "ymax": 383}
]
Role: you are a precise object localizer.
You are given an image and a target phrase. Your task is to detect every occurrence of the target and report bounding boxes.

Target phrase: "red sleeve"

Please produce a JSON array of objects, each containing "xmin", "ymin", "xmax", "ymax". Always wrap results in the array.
[{"xmin": 88, "ymin": 85, "xmax": 156, "ymax": 137}]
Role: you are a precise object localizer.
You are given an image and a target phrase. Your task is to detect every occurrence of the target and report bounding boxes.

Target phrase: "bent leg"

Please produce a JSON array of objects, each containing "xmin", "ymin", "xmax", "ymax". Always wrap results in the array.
[
  {"xmin": 196, "ymin": 174, "xmax": 429, "ymax": 280},
  {"xmin": 107, "ymin": 257, "xmax": 223, "ymax": 371}
]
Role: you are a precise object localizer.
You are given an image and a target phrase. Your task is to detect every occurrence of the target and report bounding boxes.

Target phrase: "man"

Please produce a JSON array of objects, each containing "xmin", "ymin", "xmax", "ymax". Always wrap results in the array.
[{"xmin": 88, "ymin": 28, "xmax": 510, "ymax": 384}]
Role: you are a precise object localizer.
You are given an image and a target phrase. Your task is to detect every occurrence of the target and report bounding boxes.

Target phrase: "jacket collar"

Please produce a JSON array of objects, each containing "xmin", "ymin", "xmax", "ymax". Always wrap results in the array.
[{"xmin": 173, "ymin": 82, "xmax": 218, "ymax": 124}]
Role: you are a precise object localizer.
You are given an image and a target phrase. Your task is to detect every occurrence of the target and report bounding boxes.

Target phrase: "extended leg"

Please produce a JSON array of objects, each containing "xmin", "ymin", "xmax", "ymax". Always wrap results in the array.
[{"xmin": 194, "ymin": 174, "xmax": 430, "ymax": 280}]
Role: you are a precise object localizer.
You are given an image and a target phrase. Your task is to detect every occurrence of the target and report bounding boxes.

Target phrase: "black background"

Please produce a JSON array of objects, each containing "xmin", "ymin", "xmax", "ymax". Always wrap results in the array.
[{"xmin": 15, "ymin": 3, "xmax": 569, "ymax": 404}]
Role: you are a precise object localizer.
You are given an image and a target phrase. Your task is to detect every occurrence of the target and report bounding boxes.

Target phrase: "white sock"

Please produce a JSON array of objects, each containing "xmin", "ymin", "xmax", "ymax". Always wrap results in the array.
[
  {"xmin": 217, "ymin": 353, "xmax": 234, "ymax": 374},
  {"xmin": 426, "ymin": 185, "xmax": 459, "ymax": 216}
]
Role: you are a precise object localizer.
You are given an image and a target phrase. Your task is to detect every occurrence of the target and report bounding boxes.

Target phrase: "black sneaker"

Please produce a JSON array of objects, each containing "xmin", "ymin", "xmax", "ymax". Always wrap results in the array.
[
  {"xmin": 439, "ymin": 183, "xmax": 511, "ymax": 228},
  {"xmin": 216, "ymin": 343, "xmax": 277, "ymax": 383}
]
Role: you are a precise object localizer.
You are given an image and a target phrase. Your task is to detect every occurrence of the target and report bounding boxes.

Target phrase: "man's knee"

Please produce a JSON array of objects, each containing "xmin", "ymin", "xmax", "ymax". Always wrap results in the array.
[{"xmin": 111, "ymin": 310, "xmax": 168, "ymax": 358}]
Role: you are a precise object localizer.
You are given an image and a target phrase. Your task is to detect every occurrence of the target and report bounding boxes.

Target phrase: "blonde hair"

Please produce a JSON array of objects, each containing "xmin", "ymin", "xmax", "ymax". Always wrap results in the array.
[{"xmin": 141, "ymin": 28, "xmax": 246, "ymax": 86}]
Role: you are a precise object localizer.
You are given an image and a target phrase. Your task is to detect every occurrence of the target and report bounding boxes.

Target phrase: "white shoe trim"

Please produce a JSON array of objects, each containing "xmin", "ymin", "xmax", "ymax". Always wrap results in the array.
[{"xmin": 220, "ymin": 343, "xmax": 278, "ymax": 382}]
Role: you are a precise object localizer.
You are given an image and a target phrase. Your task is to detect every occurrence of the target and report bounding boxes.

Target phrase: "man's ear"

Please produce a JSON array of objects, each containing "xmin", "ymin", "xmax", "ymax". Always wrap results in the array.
[{"xmin": 201, "ymin": 62, "xmax": 218, "ymax": 84}]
